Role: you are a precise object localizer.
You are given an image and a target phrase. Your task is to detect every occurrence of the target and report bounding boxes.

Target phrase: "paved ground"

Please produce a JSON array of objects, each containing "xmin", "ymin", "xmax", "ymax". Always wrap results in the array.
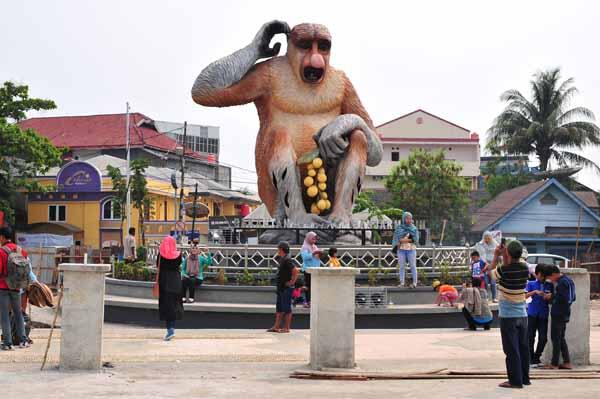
[{"xmin": 0, "ymin": 301, "xmax": 599, "ymax": 398}]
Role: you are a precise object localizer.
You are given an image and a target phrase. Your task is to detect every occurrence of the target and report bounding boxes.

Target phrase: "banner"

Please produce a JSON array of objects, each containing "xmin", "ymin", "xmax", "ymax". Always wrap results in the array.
[{"xmin": 16, "ymin": 233, "xmax": 74, "ymax": 248}]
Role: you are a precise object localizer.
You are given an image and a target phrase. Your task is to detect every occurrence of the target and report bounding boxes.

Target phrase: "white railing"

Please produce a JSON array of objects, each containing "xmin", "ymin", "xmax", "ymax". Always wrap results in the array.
[{"xmin": 147, "ymin": 244, "xmax": 471, "ymax": 274}]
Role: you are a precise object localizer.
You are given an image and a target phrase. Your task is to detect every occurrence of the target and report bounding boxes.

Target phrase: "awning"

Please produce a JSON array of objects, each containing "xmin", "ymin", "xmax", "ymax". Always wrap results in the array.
[{"xmin": 24, "ymin": 222, "xmax": 83, "ymax": 235}]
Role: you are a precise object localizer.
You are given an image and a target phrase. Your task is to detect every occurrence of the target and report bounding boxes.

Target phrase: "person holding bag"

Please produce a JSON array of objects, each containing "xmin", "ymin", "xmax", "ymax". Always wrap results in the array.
[{"xmin": 154, "ymin": 235, "xmax": 183, "ymax": 341}]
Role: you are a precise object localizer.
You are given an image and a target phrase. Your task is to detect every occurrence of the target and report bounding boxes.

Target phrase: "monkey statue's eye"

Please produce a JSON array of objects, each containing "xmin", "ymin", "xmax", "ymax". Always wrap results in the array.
[
  {"xmin": 318, "ymin": 40, "xmax": 331, "ymax": 51},
  {"xmin": 296, "ymin": 40, "xmax": 312, "ymax": 50}
]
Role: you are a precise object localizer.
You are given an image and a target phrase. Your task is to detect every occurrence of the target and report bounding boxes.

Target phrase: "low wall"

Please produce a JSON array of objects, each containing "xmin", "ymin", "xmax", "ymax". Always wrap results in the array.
[{"xmin": 105, "ymin": 277, "xmax": 439, "ymax": 305}]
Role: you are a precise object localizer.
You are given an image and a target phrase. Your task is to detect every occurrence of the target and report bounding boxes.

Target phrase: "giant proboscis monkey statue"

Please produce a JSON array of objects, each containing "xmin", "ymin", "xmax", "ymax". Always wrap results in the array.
[{"xmin": 192, "ymin": 21, "xmax": 383, "ymax": 243}]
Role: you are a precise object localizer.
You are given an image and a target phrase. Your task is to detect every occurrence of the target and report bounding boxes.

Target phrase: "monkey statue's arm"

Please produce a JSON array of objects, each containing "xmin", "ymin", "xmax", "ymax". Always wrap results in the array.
[
  {"xmin": 314, "ymin": 79, "xmax": 383, "ymax": 166},
  {"xmin": 191, "ymin": 20, "xmax": 290, "ymax": 107}
]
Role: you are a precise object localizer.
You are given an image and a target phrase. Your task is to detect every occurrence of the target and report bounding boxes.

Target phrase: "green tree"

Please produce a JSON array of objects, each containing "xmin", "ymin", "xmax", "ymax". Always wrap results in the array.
[
  {"xmin": 0, "ymin": 82, "xmax": 62, "ymax": 225},
  {"xmin": 488, "ymin": 68, "xmax": 600, "ymax": 172},
  {"xmin": 107, "ymin": 165, "xmax": 128, "ymax": 246},
  {"xmin": 385, "ymin": 149, "xmax": 470, "ymax": 243},
  {"xmin": 484, "ymin": 173, "xmax": 536, "ymax": 200},
  {"xmin": 130, "ymin": 159, "xmax": 151, "ymax": 246},
  {"xmin": 354, "ymin": 191, "xmax": 403, "ymax": 221}
]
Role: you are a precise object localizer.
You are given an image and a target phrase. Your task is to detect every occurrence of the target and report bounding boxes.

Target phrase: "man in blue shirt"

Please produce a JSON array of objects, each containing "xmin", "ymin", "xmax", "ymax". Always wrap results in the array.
[{"xmin": 525, "ymin": 264, "xmax": 553, "ymax": 365}]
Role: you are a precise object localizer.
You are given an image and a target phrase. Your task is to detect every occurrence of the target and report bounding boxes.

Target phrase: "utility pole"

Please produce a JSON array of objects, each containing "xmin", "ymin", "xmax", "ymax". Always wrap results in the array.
[
  {"xmin": 574, "ymin": 206, "xmax": 583, "ymax": 264},
  {"xmin": 125, "ymin": 102, "xmax": 131, "ymax": 231},
  {"xmin": 178, "ymin": 122, "xmax": 187, "ymax": 222},
  {"xmin": 190, "ymin": 183, "xmax": 199, "ymax": 241}
]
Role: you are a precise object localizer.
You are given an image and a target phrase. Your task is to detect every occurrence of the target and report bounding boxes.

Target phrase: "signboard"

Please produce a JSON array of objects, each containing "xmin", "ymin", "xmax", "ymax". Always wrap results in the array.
[
  {"xmin": 56, "ymin": 161, "xmax": 102, "ymax": 193},
  {"xmin": 208, "ymin": 216, "xmax": 243, "ymax": 230}
]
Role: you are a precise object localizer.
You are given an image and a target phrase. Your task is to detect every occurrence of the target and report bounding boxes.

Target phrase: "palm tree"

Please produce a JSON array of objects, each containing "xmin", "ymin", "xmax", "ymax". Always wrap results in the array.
[{"xmin": 488, "ymin": 68, "xmax": 600, "ymax": 172}]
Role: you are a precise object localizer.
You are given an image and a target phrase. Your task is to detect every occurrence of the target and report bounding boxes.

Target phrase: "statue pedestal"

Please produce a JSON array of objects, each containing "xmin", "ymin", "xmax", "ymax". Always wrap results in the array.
[
  {"xmin": 59, "ymin": 263, "xmax": 110, "ymax": 371},
  {"xmin": 541, "ymin": 268, "xmax": 590, "ymax": 365},
  {"xmin": 308, "ymin": 267, "xmax": 359, "ymax": 369}
]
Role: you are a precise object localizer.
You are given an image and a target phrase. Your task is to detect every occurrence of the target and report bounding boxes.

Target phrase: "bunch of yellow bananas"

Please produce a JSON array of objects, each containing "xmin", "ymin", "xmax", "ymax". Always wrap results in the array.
[{"xmin": 303, "ymin": 157, "xmax": 331, "ymax": 215}]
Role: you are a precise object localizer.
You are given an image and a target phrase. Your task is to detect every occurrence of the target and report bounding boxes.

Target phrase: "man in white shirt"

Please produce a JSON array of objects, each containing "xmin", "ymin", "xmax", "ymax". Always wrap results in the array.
[{"xmin": 123, "ymin": 227, "xmax": 136, "ymax": 262}]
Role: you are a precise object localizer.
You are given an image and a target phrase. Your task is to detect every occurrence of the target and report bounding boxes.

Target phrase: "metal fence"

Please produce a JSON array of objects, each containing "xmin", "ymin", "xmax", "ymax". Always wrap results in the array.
[{"xmin": 147, "ymin": 244, "xmax": 471, "ymax": 276}]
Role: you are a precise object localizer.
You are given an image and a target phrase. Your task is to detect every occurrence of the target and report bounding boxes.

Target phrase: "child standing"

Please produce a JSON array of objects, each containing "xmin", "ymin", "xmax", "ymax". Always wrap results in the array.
[
  {"xmin": 470, "ymin": 251, "xmax": 487, "ymax": 289},
  {"xmin": 526, "ymin": 264, "xmax": 553, "ymax": 364},
  {"xmin": 542, "ymin": 265, "xmax": 576, "ymax": 370},
  {"xmin": 328, "ymin": 247, "xmax": 341, "ymax": 267}
]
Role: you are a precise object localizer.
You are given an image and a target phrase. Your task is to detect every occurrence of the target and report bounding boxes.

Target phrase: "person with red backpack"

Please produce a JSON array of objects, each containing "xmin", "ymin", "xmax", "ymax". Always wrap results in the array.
[{"xmin": 0, "ymin": 226, "xmax": 30, "ymax": 350}]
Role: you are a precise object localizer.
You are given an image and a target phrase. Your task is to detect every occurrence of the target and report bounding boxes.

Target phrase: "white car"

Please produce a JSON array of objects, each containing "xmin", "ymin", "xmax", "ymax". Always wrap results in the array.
[{"xmin": 526, "ymin": 253, "xmax": 570, "ymax": 270}]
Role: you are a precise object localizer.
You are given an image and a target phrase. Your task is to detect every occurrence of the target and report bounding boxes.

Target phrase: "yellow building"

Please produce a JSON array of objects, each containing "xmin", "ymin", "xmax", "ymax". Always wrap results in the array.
[{"xmin": 26, "ymin": 155, "xmax": 259, "ymax": 248}]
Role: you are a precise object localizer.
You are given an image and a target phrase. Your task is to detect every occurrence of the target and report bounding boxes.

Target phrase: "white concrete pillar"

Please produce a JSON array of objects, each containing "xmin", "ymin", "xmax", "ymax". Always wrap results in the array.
[
  {"xmin": 308, "ymin": 267, "xmax": 359, "ymax": 370},
  {"xmin": 59, "ymin": 263, "xmax": 111, "ymax": 371},
  {"xmin": 541, "ymin": 268, "xmax": 590, "ymax": 366}
]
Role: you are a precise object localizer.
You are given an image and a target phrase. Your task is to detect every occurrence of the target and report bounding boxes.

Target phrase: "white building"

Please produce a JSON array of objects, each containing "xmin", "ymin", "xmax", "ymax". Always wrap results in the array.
[
  {"xmin": 154, "ymin": 121, "xmax": 220, "ymax": 161},
  {"xmin": 365, "ymin": 109, "xmax": 481, "ymax": 191}
]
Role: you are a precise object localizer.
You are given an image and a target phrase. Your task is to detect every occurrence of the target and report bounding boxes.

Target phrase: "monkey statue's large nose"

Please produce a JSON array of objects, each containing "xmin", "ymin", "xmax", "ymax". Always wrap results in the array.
[{"xmin": 310, "ymin": 53, "xmax": 325, "ymax": 69}]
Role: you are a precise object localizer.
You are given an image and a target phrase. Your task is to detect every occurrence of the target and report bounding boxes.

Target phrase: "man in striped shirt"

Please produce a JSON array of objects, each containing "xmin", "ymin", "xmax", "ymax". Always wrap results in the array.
[{"xmin": 489, "ymin": 239, "xmax": 531, "ymax": 389}]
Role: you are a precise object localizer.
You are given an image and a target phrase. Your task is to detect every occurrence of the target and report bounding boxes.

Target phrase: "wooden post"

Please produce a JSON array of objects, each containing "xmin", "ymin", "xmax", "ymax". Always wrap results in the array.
[
  {"xmin": 439, "ymin": 219, "xmax": 447, "ymax": 246},
  {"xmin": 574, "ymin": 207, "xmax": 583, "ymax": 263}
]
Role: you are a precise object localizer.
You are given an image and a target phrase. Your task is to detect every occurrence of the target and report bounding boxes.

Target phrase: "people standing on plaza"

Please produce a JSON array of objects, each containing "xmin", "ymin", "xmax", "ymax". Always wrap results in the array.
[
  {"xmin": 157, "ymin": 235, "xmax": 183, "ymax": 341},
  {"xmin": 123, "ymin": 227, "xmax": 136, "ymax": 263},
  {"xmin": 392, "ymin": 212, "xmax": 419, "ymax": 288},
  {"xmin": 268, "ymin": 241, "xmax": 298, "ymax": 333},
  {"xmin": 488, "ymin": 239, "xmax": 530, "ymax": 388},
  {"xmin": 328, "ymin": 247, "xmax": 340, "ymax": 267},
  {"xmin": 0, "ymin": 226, "xmax": 29, "ymax": 350},
  {"xmin": 542, "ymin": 265, "xmax": 576, "ymax": 370},
  {"xmin": 432, "ymin": 280, "xmax": 458, "ymax": 306},
  {"xmin": 475, "ymin": 231, "xmax": 498, "ymax": 302},
  {"xmin": 459, "ymin": 278, "xmax": 493, "ymax": 330},
  {"xmin": 526, "ymin": 264, "xmax": 553, "ymax": 365},
  {"xmin": 300, "ymin": 232, "xmax": 321, "ymax": 307}
]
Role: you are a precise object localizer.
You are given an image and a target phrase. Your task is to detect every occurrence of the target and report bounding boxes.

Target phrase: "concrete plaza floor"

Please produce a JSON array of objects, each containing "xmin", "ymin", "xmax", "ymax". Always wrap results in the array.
[{"xmin": 1, "ymin": 301, "xmax": 599, "ymax": 398}]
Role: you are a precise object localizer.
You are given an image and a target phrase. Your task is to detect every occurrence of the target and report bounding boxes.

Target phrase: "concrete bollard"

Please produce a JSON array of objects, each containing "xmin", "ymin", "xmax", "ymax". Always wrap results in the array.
[
  {"xmin": 541, "ymin": 268, "xmax": 590, "ymax": 366},
  {"xmin": 308, "ymin": 267, "xmax": 359, "ymax": 369},
  {"xmin": 59, "ymin": 263, "xmax": 111, "ymax": 371}
]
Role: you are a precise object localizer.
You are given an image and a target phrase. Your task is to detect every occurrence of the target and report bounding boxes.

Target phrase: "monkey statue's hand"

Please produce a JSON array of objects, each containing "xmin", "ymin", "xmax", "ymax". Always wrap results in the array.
[
  {"xmin": 314, "ymin": 114, "xmax": 368, "ymax": 163},
  {"xmin": 252, "ymin": 20, "xmax": 291, "ymax": 59}
]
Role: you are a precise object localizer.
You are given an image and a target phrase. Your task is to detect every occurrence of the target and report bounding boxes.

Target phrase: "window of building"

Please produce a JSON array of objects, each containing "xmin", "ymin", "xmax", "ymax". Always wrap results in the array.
[
  {"xmin": 545, "ymin": 226, "xmax": 594, "ymax": 235},
  {"xmin": 208, "ymin": 138, "xmax": 219, "ymax": 154},
  {"xmin": 391, "ymin": 151, "xmax": 400, "ymax": 162},
  {"xmin": 49, "ymin": 205, "xmax": 66, "ymax": 222},
  {"xmin": 540, "ymin": 193, "xmax": 558, "ymax": 205},
  {"xmin": 213, "ymin": 202, "xmax": 221, "ymax": 217},
  {"xmin": 102, "ymin": 199, "xmax": 121, "ymax": 220}
]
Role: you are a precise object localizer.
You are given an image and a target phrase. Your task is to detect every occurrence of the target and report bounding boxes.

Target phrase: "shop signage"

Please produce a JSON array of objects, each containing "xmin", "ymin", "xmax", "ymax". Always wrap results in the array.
[
  {"xmin": 56, "ymin": 161, "xmax": 102, "ymax": 192},
  {"xmin": 208, "ymin": 216, "xmax": 243, "ymax": 230}
]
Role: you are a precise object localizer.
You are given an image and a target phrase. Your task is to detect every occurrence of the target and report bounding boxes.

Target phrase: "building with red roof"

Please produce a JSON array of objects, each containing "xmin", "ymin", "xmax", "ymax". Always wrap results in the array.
[
  {"xmin": 365, "ymin": 109, "xmax": 481, "ymax": 191},
  {"xmin": 19, "ymin": 112, "xmax": 232, "ymax": 188}
]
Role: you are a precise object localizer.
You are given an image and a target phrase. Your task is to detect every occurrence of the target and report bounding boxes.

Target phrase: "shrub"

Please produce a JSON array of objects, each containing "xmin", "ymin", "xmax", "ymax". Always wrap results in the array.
[
  {"xmin": 237, "ymin": 268, "xmax": 255, "ymax": 286},
  {"xmin": 215, "ymin": 268, "xmax": 227, "ymax": 285}
]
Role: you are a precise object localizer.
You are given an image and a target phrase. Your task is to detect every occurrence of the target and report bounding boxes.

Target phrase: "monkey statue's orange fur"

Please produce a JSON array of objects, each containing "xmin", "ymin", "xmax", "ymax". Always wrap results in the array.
[{"xmin": 192, "ymin": 21, "xmax": 382, "ymax": 243}]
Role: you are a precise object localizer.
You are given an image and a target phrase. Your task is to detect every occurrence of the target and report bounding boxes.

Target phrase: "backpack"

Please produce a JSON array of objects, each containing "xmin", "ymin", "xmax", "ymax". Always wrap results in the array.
[
  {"xmin": 1, "ymin": 245, "xmax": 32, "ymax": 290},
  {"xmin": 564, "ymin": 275, "xmax": 576, "ymax": 305}
]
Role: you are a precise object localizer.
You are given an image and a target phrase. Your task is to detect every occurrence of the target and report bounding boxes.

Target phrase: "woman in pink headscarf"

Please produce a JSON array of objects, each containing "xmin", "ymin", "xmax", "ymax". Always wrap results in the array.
[
  {"xmin": 157, "ymin": 235, "xmax": 183, "ymax": 341},
  {"xmin": 300, "ymin": 232, "xmax": 322, "ymax": 307}
]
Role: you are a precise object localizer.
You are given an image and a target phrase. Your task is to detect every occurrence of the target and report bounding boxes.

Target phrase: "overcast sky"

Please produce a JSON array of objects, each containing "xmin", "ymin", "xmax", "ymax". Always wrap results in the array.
[{"xmin": 2, "ymin": 0, "xmax": 599, "ymax": 191}]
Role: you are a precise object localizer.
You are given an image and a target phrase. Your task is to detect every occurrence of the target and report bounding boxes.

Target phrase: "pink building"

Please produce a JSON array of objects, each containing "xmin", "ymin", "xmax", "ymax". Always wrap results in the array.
[{"xmin": 365, "ymin": 109, "xmax": 481, "ymax": 191}]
